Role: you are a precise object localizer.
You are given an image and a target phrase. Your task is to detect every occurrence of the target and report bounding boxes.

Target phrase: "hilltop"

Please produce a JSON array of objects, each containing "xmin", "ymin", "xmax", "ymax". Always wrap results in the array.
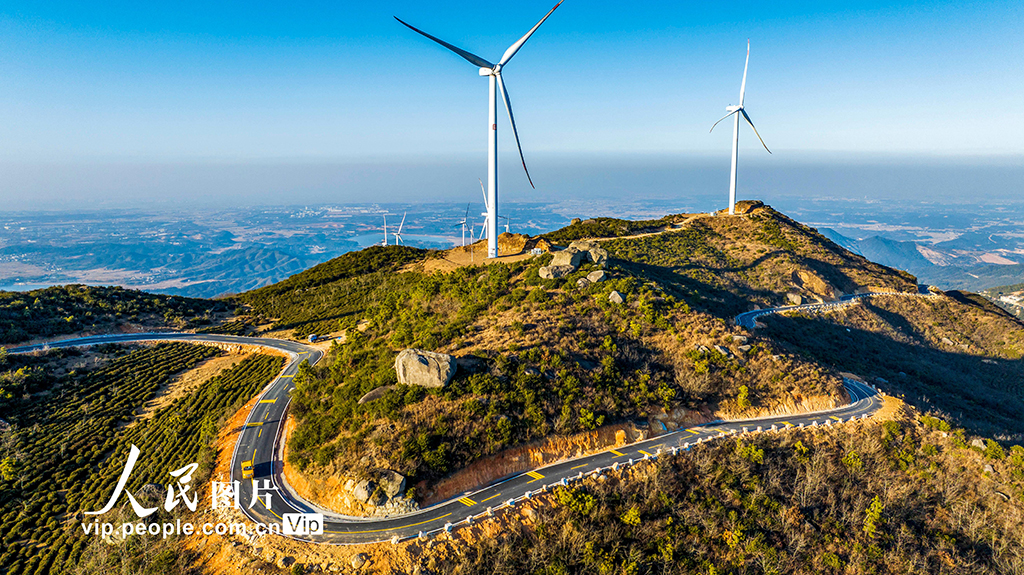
[{"xmin": 228, "ymin": 201, "xmax": 931, "ymax": 512}]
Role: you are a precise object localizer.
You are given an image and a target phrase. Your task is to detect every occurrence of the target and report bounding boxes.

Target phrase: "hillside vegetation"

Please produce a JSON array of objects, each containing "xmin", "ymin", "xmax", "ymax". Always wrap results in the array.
[
  {"xmin": 0, "ymin": 285, "xmax": 227, "ymax": 345},
  {"xmin": 240, "ymin": 206, "xmax": 926, "ymax": 497},
  {"xmin": 440, "ymin": 414, "xmax": 1024, "ymax": 574}
]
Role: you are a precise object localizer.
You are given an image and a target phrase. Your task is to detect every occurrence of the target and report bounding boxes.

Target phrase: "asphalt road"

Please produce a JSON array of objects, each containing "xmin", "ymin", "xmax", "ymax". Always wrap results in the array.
[
  {"xmin": 10, "ymin": 330, "xmax": 885, "ymax": 544},
  {"xmin": 735, "ymin": 287, "xmax": 935, "ymax": 329}
]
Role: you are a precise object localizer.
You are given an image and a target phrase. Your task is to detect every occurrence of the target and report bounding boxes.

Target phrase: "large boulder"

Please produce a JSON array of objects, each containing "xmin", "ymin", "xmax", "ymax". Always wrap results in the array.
[
  {"xmin": 587, "ymin": 270, "xmax": 607, "ymax": 283},
  {"xmin": 550, "ymin": 249, "xmax": 586, "ymax": 268},
  {"xmin": 539, "ymin": 264, "xmax": 575, "ymax": 279},
  {"xmin": 395, "ymin": 349, "xmax": 455, "ymax": 388},
  {"xmin": 609, "ymin": 291, "xmax": 624, "ymax": 304}
]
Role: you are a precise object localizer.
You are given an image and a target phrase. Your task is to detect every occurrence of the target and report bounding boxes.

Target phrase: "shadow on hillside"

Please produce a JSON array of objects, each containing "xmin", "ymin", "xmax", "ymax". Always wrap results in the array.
[
  {"xmin": 614, "ymin": 258, "xmax": 784, "ymax": 318},
  {"xmin": 762, "ymin": 313, "xmax": 1024, "ymax": 442}
]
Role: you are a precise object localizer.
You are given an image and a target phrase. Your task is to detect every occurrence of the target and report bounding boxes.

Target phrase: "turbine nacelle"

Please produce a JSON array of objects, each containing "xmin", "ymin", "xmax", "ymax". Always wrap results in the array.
[
  {"xmin": 726, "ymin": 105, "xmax": 742, "ymax": 113},
  {"xmin": 478, "ymin": 65, "xmax": 502, "ymax": 76}
]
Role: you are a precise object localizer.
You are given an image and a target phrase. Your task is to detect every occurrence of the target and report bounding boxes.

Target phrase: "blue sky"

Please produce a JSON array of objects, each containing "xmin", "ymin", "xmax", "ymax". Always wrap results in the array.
[{"xmin": 1, "ymin": 1, "xmax": 1022, "ymax": 207}]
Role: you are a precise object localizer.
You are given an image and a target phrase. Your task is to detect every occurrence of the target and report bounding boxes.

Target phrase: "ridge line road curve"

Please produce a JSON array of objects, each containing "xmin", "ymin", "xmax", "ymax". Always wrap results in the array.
[
  {"xmin": 735, "ymin": 286, "xmax": 936, "ymax": 329},
  {"xmin": 11, "ymin": 330, "xmax": 885, "ymax": 545}
]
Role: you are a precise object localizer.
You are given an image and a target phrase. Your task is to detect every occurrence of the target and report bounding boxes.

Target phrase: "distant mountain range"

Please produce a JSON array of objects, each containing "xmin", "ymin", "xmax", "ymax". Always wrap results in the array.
[{"xmin": 818, "ymin": 228, "xmax": 1024, "ymax": 292}]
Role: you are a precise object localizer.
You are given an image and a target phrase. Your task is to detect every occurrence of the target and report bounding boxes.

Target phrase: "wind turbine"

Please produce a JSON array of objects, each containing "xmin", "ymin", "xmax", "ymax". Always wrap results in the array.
[
  {"xmin": 381, "ymin": 214, "xmax": 388, "ymax": 246},
  {"xmin": 710, "ymin": 40, "xmax": 771, "ymax": 215},
  {"xmin": 453, "ymin": 203, "xmax": 471, "ymax": 247},
  {"xmin": 396, "ymin": 1, "xmax": 563, "ymax": 259},
  {"xmin": 392, "ymin": 213, "xmax": 407, "ymax": 246}
]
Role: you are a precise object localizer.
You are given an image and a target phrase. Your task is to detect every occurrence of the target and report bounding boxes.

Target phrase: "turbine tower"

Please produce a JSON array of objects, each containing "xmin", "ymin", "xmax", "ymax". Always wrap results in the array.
[
  {"xmin": 381, "ymin": 214, "xmax": 388, "ymax": 246},
  {"xmin": 710, "ymin": 40, "xmax": 771, "ymax": 215},
  {"xmin": 396, "ymin": 1, "xmax": 563, "ymax": 258}
]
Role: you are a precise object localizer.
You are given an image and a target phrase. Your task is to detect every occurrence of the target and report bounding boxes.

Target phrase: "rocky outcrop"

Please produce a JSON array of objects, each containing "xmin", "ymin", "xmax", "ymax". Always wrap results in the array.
[
  {"xmin": 538, "ymin": 240, "xmax": 610, "ymax": 279},
  {"xmin": 609, "ymin": 291, "xmax": 624, "ymax": 304},
  {"xmin": 734, "ymin": 200, "xmax": 765, "ymax": 214},
  {"xmin": 587, "ymin": 270, "xmax": 607, "ymax": 283},
  {"xmin": 395, "ymin": 349, "xmax": 455, "ymax": 388},
  {"xmin": 792, "ymin": 270, "xmax": 840, "ymax": 301}
]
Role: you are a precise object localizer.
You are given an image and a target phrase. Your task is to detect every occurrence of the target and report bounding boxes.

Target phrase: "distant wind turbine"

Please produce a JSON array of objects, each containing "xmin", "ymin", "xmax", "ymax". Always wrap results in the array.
[
  {"xmin": 710, "ymin": 40, "xmax": 771, "ymax": 215},
  {"xmin": 396, "ymin": 1, "xmax": 564, "ymax": 258},
  {"xmin": 392, "ymin": 213, "xmax": 407, "ymax": 246},
  {"xmin": 477, "ymin": 179, "xmax": 492, "ymax": 241},
  {"xmin": 453, "ymin": 203, "xmax": 472, "ymax": 247},
  {"xmin": 381, "ymin": 214, "xmax": 388, "ymax": 246}
]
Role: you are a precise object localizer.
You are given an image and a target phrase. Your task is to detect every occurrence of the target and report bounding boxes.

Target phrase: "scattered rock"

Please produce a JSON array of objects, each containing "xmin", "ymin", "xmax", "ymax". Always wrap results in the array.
[
  {"xmin": 277, "ymin": 556, "xmax": 296, "ymax": 569},
  {"xmin": 569, "ymin": 240, "xmax": 609, "ymax": 267},
  {"xmin": 941, "ymin": 337, "xmax": 955, "ymax": 346},
  {"xmin": 571, "ymin": 218, "xmax": 582, "ymax": 225},
  {"xmin": 982, "ymin": 359, "xmax": 997, "ymax": 365},
  {"xmin": 713, "ymin": 345, "xmax": 732, "ymax": 357},
  {"xmin": 984, "ymin": 464, "xmax": 994, "ymax": 473},
  {"xmin": 539, "ymin": 264, "xmax": 575, "ymax": 279},
  {"xmin": 731, "ymin": 335, "xmax": 748, "ymax": 344},
  {"xmin": 395, "ymin": 349, "xmax": 456, "ymax": 388},
  {"xmin": 576, "ymin": 277, "xmax": 591, "ymax": 289},
  {"xmin": 351, "ymin": 553, "xmax": 369, "ymax": 569},
  {"xmin": 786, "ymin": 292, "xmax": 803, "ymax": 305},
  {"xmin": 737, "ymin": 345, "xmax": 752, "ymax": 353},
  {"xmin": 609, "ymin": 291, "xmax": 624, "ymax": 304},
  {"xmin": 971, "ymin": 439, "xmax": 986, "ymax": 449},
  {"xmin": 587, "ymin": 270, "xmax": 607, "ymax": 283},
  {"xmin": 377, "ymin": 469, "xmax": 407, "ymax": 499},
  {"xmin": 581, "ymin": 218, "xmax": 596, "ymax": 224},
  {"xmin": 358, "ymin": 385, "xmax": 396, "ymax": 405}
]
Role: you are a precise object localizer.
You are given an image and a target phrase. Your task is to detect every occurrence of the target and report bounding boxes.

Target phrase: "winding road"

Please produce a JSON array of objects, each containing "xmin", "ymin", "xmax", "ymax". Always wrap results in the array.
[{"xmin": 11, "ymin": 297, "xmax": 893, "ymax": 544}]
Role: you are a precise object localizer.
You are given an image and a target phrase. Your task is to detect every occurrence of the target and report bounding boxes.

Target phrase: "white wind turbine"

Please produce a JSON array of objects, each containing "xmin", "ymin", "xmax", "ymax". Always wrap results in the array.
[
  {"xmin": 381, "ymin": 214, "xmax": 388, "ymax": 246},
  {"xmin": 710, "ymin": 40, "xmax": 771, "ymax": 215},
  {"xmin": 396, "ymin": 1, "xmax": 563, "ymax": 258},
  {"xmin": 392, "ymin": 213, "xmax": 407, "ymax": 246},
  {"xmin": 477, "ymin": 179, "xmax": 493, "ymax": 241},
  {"xmin": 453, "ymin": 203, "xmax": 472, "ymax": 247}
]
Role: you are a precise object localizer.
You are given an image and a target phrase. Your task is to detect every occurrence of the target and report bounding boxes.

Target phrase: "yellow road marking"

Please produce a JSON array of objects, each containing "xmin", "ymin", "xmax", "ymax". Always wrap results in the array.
[
  {"xmin": 830, "ymin": 416, "xmax": 842, "ymax": 421},
  {"xmin": 264, "ymin": 411, "xmax": 270, "ymax": 420},
  {"xmin": 326, "ymin": 513, "xmax": 452, "ymax": 534},
  {"xmin": 246, "ymin": 422, "xmax": 263, "ymax": 427},
  {"xmin": 279, "ymin": 374, "xmax": 294, "ymax": 378},
  {"xmin": 480, "ymin": 493, "xmax": 502, "ymax": 504},
  {"xmin": 526, "ymin": 471, "xmax": 545, "ymax": 483},
  {"xmin": 781, "ymin": 421, "xmax": 793, "ymax": 427},
  {"xmin": 458, "ymin": 497, "xmax": 476, "ymax": 506},
  {"xmin": 570, "ymin": 464, "xmax": 588, "ymax": 470},
  {"xmin": 609, "ymin": 449, "xmax": 625, "ymax": 457},
  {"xmin": 252, "ymin": 448, "xmax": 256, "ymax": 463},
  {"xmin": 259, "ymin": 399, "xmax": 276, "ymax": 404},
  {"xmin": 639, "ymin": 450, "xmax": 653, "ymax": 457},
  {"xmin": 686, "ymin": 428, "xmax": 701, "ymax": 433},
  {"xmin": 258, "ymin": 429, "xmax": 262, "ymax": 439}
]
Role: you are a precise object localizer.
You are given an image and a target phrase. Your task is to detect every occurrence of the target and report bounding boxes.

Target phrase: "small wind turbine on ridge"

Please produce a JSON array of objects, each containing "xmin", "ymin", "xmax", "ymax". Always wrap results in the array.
[
  {"xmin": 392, "ymin": 213, "xmax": 407, "ymax": 246},
  {"xmin": 381, "ymin": 214, "xmax": 388, "ymax": 246},
  {"xmin": 396, "ymin": 1, "xmax": 563, "ymax": 259},
  {"xmin": 710, "ymin": 39, "xmax": 771, "ymax": 215}
]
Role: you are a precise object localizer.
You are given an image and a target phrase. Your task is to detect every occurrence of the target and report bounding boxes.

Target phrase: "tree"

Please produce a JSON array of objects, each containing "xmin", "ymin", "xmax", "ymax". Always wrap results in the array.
[
  {"xmin": 0, "ymin": 457, "xmax": 16, "ymax": 482},
  {"xmin": 863, "ymin": 495, "xmax": 885, "ymax": 539}
]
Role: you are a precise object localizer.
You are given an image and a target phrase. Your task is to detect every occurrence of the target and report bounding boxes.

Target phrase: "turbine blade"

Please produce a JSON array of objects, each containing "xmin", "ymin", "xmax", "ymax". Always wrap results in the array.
[
  {"xmin": 479, "ymin": 178, "xmax": 489, "ymax": 210},
  {"xmin": 498, "ymin": 0, "xmax": 564, "ymax": 66},
  {"xmin": 497, "ymin": 74, "xmax": 535, "ymax": 189},
  {"xmin": 394, "ymin": 17, "xmax": 494, "ymax": 69},
  {"xmin": 398, "ymin": 212, "xmax": 407, "ymax": 233},
  {"xmin": 710, "ymin": 110, "xmax": 737, "ymax": 133},
  {"xmin": 740, "ymin": 109, "xmax": 771, "ymax": 153},
  {"xmin": 464, "ymin": 203, "xmax": 470, "ymax": 219},
  {"xmin": 740, "ymin": 39, "xmax": 750, "ymax": 107}
]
